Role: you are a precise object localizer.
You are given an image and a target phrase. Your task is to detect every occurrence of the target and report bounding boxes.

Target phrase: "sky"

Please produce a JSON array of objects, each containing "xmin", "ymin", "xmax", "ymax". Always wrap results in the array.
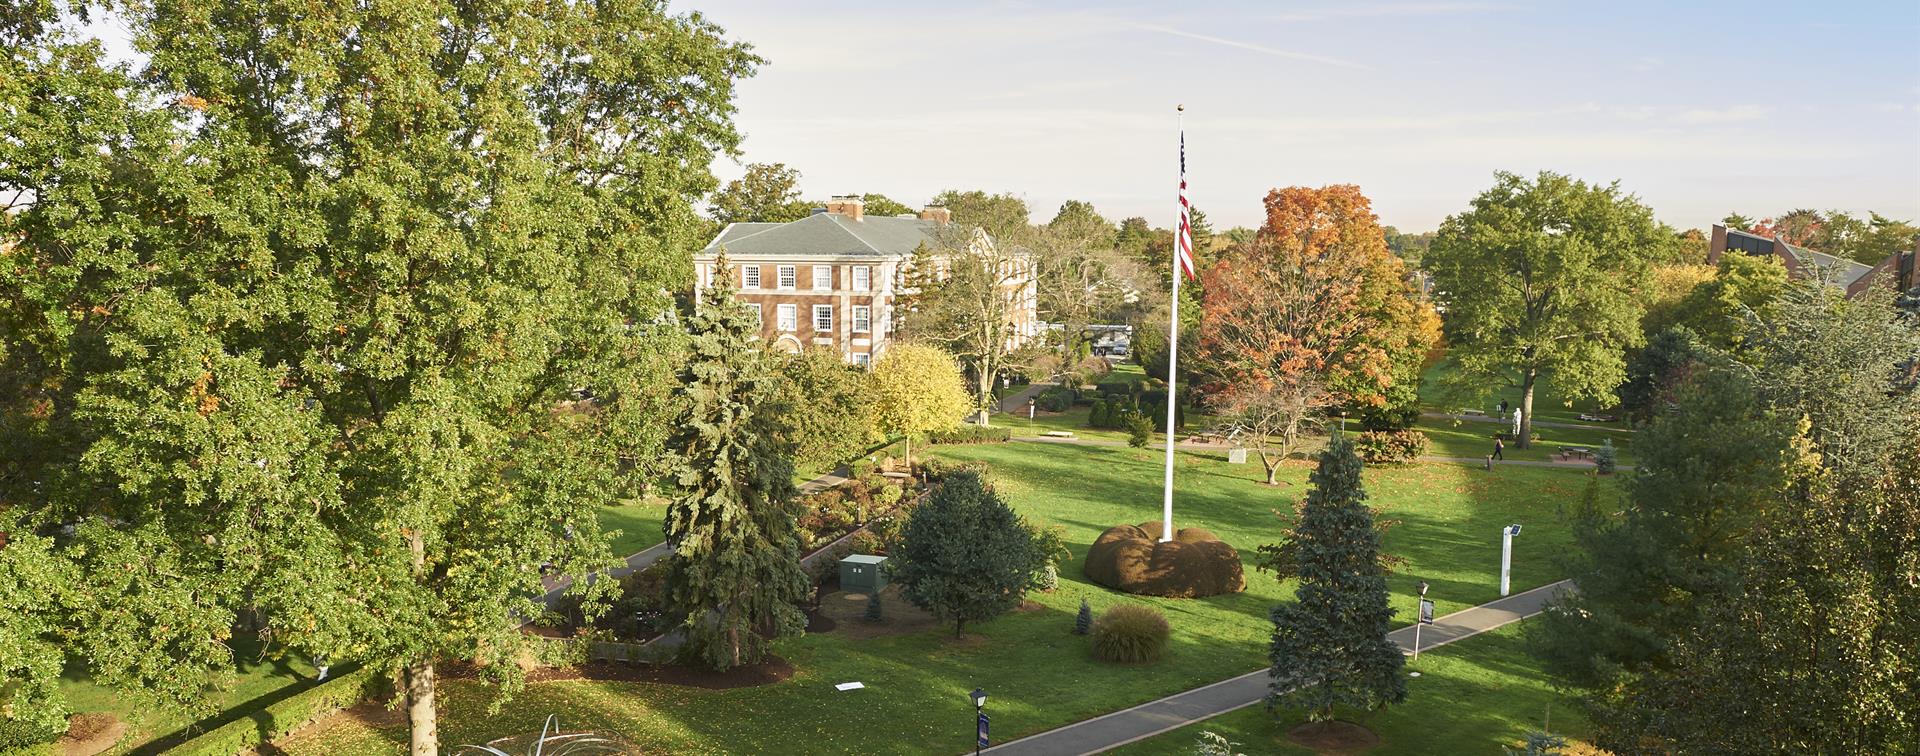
[{"xmin": 681, "ymin": 0, "xmax": 1920, "ymax": 232}]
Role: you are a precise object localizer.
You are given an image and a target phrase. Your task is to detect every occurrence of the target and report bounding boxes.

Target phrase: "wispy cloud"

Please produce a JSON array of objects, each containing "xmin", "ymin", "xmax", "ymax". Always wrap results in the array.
[
  {"xmin": 1630, "ymin": 56, "xmax": 1664, "ymax": 73},
  {"xmin": 1126, "ymin": 23, "xmax": 1370, "ymax": 70},
  {"xmin": 1264, "ymin": 3, "xmax": 1514, "ymax": 22},
  {"xmin": 1676, "ymin": 105, "xmax": 1771, "ymax": 124}
]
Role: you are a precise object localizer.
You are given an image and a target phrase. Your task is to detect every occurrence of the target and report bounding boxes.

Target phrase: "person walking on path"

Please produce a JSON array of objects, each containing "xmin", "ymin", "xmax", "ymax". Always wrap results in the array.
[{"xmin": 1492, "ymin": 437, "xmax": 1505, "ymax": 461}]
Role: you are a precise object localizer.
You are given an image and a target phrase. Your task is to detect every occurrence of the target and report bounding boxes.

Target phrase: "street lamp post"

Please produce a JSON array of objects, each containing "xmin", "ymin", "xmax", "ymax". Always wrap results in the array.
[
  {"xmin": 1413, "ymin": 580, "xmax": 1431, "ymax": 661},
  {"xmin": 970, "ymin": 688, "xmax": 989, "ymax": 755},
  {"xmin": 1500, "ymin": 524, "xmax": 1521, "ymax": 597}
]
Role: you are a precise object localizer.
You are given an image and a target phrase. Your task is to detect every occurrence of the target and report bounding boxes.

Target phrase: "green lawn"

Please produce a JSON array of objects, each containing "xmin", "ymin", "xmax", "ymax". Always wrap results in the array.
[
  {"xmin": 1110, "ymin": 621, "xmax": 1591, "ymax": 755},
  {"xmin": 278, "ymin": 442, "xmax": 1607, "ymax": 754},
  {"xmin": 1417, "ymin": 416, "xmax": 1638, "ymax": 466},
  {"xmin": 55, "ymin": 634, "xmax": 323, "ymax": 754},
  {"xmin": 596, "ymin": 501, "xmax": 668, "ymax": 556},
  {"xmin": 1418, "ymin": 353, "xmax": 1630, "ymax": 428}
]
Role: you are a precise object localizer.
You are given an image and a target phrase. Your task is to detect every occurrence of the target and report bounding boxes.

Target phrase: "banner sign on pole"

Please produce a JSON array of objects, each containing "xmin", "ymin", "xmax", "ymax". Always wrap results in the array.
[
  {"xmin": 1419, "ymin": 599, "xmax": 1435, "ymax": 625},
  {"xmin": 977, "ymin": 713, "xmax": 990, "ymax": 748}
]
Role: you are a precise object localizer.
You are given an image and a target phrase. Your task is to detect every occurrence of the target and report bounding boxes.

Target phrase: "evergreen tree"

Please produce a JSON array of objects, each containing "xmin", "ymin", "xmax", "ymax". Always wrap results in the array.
[
  {"xmin": 1600, "ymin": 433, "xmax": 1919, "ymax": 752},
  {"xmin": 662, "ymin": 257, "xmax": 812, "ymax": 671},
  {"xmin": 1532, "ymin": 366, "xmax": 1792, "ymax": 691},
  {"xmin": 864, "ymin": 592, "xmax": 884, "ymax": 624},
  {"xmin": 1267, "ymin": 439, "xmax": 1407, "ymax": 721},
  {"xmin": 1075, "ymin": 599, "xmax": 1094, "ymax": 635},
  {"xmin": 890, "ymin": 472, "xmax": 1040, "ymax": 637}
]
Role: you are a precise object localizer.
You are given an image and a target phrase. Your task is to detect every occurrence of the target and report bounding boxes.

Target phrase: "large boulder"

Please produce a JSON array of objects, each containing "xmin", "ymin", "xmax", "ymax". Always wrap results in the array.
[{"xmin": 1083, "ymin": 522, "xmax": 1245, "ymax": 598}]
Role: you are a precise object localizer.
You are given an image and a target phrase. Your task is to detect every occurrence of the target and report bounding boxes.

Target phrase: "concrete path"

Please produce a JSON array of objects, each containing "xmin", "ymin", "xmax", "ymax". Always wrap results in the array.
[
  {"xmin": 1010, "ymin": 436, "xmax": 1629, "ymax": 471},
  {"xmin": 1422, "ymin": 411, "xmax": 1629, "ymax": 433},
  {"xmin": 531, "ymin": 468, "xmax": 852, "ymax": 614},
  {"xmin": 999, "ymin": 382, "xmax": 1056, "ymax": 415},
  {"xmin": 982, "ymin": 580, "xmax": 1575, "ymax": 756}
]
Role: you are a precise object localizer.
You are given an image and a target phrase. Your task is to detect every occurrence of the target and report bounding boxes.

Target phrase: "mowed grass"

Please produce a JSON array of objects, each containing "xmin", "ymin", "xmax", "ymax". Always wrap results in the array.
[
  {"xmin": 56, "ymin": 635, "xmax": 323, "ymax": 754},
  {"xmin": 279, "ymin": 442, "xmax": 1607, "ymax": 755},
  {"xmin": 1418, "ymin": 354, "xmax": 1630, "ymax": 428},
  {"xmin": 596, "ymin": 500, "xmax": 668, "ymax": 556},
  {"xmin": 1110, "ymin": 621, "xmax": 1591, "ymax": 755},
  {"xmin": 1417, "ymin": 417, "xmax": 1638, "ymax": 466}
]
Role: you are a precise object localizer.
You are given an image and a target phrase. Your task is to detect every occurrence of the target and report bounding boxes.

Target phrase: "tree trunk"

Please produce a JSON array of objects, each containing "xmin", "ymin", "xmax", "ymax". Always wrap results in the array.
[
  {"xmin": 1518, "ymin": 369, "xmax": 1537, "ymax": 449},
  {"xmin": 903, "ymin": 435, "xmax": 912, "ymax": 472},
  {"xmin": 1262, "ymin": 453, "xmax": 1280, "ymax": 485},
  {"xmin": 403, "ymin": 531, "xmax": 436, "ymax": 756},
  {"xmin": 976, "ymin": 357, "xmax": 994, "ymax": 427},
  {"xmin": 404, "ymin": 660, "xmax": 438, "ymax": 756}
]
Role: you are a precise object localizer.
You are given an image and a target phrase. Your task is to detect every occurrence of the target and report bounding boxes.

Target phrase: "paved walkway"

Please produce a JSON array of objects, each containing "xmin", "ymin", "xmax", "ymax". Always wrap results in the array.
[
  {"xmin": 1422, "ymin": 411, "xmax": 1629, "ymax": 433},
  {"xmin": 983, "ymin": 580, "xmax": 1575, "ymax": 756},
  {"xmin": 999, "ymin": 382, "xmax": 1056, "ymax": 415},
  {"xmin": 1011, "ymin": 436, "xmax": 1628, "ymax": 471},
  {"xmin": 531, "ymin": 468, "xmax": 852, "ymax": 614}
]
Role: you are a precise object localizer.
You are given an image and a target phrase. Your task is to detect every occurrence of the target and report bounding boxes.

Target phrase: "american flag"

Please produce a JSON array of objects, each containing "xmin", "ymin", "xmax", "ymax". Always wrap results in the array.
[{"xmin": 1175, "ymin": 129, "xmax": 1196, "ymax": 281}]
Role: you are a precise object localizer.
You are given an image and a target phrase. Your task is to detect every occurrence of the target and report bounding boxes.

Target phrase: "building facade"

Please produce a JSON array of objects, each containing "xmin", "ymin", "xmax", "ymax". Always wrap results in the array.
[
  {"xmin": 694, "ymin": 197, "xmax": 1038, "ymax": 366},
  {"xmin": 1709, "ymin": 223, "xmax": 1920, "ymax": 298}
]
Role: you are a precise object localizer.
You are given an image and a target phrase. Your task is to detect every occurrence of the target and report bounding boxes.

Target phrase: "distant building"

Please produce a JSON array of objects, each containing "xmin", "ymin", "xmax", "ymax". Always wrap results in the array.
[
  {"xmin": 694, "ymin": 197, "xmax": 1038, "ymax": 366},
  {"xmin": 1709, "ymin": 223, "xmax": 1919, "ymax": 298}
]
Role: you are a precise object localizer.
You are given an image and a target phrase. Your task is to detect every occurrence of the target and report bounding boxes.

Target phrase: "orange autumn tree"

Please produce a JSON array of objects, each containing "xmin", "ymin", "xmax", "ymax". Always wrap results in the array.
[{"xmin": 1197, "ymin": 185, "xmax": 1437, "ymax": 483}]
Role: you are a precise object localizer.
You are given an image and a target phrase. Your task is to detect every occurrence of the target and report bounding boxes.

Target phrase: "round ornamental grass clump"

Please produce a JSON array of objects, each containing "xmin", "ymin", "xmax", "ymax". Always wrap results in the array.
[{"xmin": 1090, "ymin": 604, "xmax": 1171, "ymax": 663}]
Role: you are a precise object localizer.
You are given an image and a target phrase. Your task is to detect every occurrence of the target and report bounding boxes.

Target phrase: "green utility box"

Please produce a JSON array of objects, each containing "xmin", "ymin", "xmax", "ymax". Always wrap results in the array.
[{"xmin": 839, "ymin": 554, "xmax": 889, "ymax": 594}]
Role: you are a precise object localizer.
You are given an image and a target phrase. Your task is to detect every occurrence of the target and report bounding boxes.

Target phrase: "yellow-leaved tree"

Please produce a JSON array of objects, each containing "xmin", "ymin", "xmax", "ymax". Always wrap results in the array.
[{"xmin": 869, "ymin": 344, "xmax": 971, "ymax": 469}]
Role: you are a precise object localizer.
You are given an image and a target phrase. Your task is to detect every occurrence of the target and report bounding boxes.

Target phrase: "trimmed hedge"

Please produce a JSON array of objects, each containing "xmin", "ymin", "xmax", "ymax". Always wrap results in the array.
[
  {"xmin": 1354, "ymin": 429, "xmax": 1430, "ymax": 465},
  {"xmin": 1035, "ymin": 387, "xmax": 1076, "ymax": 412},
  {"xmin": 927, "ymin": 426, "xmax": 1011, "ymax": 445},
  {"xmin": 172, "ymin": 666, "xmax": 383, "ymax": 756}
]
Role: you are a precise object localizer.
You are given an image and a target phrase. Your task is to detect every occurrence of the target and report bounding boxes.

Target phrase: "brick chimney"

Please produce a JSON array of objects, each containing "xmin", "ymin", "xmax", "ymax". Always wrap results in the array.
[
  {"xmin": 918, "ymin": 204, "xmax": 952, "ymax": 225},
  {"xmin": 825, "ymin": 195, "xmax": 864, "ymax": 222}
]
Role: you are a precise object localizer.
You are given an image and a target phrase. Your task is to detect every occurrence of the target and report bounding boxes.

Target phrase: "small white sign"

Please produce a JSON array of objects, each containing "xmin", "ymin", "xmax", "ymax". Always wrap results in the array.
[{"xmin": 835, "ymin": 682, "xmax": 865, "ymax": 691}]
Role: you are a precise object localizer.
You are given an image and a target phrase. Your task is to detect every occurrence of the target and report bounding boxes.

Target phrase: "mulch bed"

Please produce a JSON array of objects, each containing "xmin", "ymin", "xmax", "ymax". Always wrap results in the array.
[
  {"xmin": 1286, "ymin": 720, "xmax": 1381, "ymax": 753},
  {"xmin": 56, "ymin": 713, "xmax": 125, "ymax": 756}
]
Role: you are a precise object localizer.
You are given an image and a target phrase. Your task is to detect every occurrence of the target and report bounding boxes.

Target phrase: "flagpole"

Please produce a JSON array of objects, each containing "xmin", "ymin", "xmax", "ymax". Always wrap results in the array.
[{"xmin": 1160, "ymin": 104, "xmax": 1184, "ymax": 543}]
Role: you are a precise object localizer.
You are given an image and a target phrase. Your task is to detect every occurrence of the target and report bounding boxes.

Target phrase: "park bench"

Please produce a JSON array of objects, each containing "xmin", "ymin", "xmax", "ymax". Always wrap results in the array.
[
  {"xmin": 1576, "ymin": 413, "xmax": 1618, "ymax": 423},
  {"xmin": 1458, "ymin": 408, "xmax": 1488, "ymax": 417}
]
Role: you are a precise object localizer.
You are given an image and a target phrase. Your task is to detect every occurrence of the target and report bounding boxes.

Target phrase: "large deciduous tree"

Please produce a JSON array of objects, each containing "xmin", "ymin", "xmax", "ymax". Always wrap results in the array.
[
  {"xmin": 1034, "ymin": 201, "xmax": 1141, "ymax": 364},
  {"xmin": 1426, "ymin": 171, "xmax": 1671, "ymax": 447},
  {"xmin": 0, "ymin": 3, "xmax": 755, "ymax": 752},
  {"xmin": 867, "ymin": 344, "xmax": 970, "ymax": 467},
  {"xmin": 663, "ymin": 258, "xmax": 811, "ymax": 672},
  {"xmin": 889, "ymin": 471, "xmax": 1040, "ymax": 637},
  {"xmin": 708, "ymin": 162, "xmax": 811, "ymax": 225},
  {"xmin": 897, "ymin": 227, "xmax": 1039, "ymax": 425},
  {"xmin": 771, "ymin": 348, "xmax": 875, "ymax": 473},
  {"xmin": 1197, "ymin": 185, "xmax": 1437, "ymax": 463},
  {"xmin": 929, "ymin": 189, "xmax": 1033, "ymax": 245},
  {"xmin": 1267, "ymin": 438, "xmax": 1406, "ymax": 722}
]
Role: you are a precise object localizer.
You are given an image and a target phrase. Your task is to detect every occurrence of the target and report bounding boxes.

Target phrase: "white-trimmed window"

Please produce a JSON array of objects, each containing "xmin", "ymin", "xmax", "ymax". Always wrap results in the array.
[
  {"xmin": 852, "ymin": 305, "xmax": 870, "ymax": 333},
  {"xmin": 742, "ymin": 265, "xmax": 760, "ymax": 289},
  {"xmin": 852, "ymin": 353, "xmax": 871, "ymax": 367},
  {"xmin": 748, "ymin": 302, "xmax": 762, "ymax": 325},
  {"xmin": 776, "ymin": 304, "xmax": 796, "ymax": 331},
  {"xmin": 777, "ymin": 265, "xmax": 797, "ymax": 290},
  {"xmin": 812, "ymin": 265, "xmax": 832, "ymax": 291},
  {"xmin": 852, "ymin": 265, "xmax": 871, "ymax": 291},
  {"xmin": 812, "ymin": 304, "xmax": 833, "ymax": 332}
]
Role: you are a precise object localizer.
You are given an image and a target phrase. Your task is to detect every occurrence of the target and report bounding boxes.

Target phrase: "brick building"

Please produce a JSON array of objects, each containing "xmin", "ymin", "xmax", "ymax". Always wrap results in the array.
[
  {"xmin": 694, "ymin": 197, "xmax": 1037, "ymax": 366},
  {"xmin": 1709, "ymin": 223, "xmax": 1920, "ymax": 298}
]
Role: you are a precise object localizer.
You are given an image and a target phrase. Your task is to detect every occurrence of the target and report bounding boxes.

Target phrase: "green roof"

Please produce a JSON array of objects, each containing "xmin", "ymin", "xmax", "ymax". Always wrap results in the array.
[{"xmin": 701, "ymin": 213, "xmax": 939, "ymax": 258}]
